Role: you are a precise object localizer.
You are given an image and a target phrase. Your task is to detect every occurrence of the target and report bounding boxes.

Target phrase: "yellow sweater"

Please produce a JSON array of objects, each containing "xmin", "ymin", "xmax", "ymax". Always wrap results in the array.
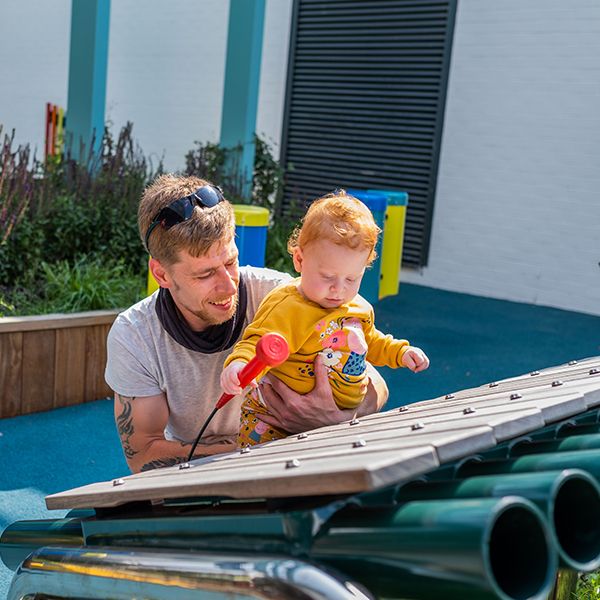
[{"xmin": 224, "ymin": 280, "xmax": 409, "ymax": 409}]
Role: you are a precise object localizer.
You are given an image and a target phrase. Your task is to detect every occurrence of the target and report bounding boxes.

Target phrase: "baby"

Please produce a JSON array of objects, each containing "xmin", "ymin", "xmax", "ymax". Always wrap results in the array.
[{"xmin": 221, "ymin": 190, "xmax": 429, "ymax": 446}]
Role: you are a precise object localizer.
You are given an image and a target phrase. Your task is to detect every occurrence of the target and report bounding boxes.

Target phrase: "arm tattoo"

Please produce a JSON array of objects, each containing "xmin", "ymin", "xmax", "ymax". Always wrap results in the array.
[
  {"xmin": 141, "ymin": 446, "xmax": 210, "ymax": 472},
  {"xmin": 116, "ymin": 395, "xmax": 137, "ymax": 459},
  {"xmin": 141, "ymin": 457, "xmax": 180, "ymax": 472}
]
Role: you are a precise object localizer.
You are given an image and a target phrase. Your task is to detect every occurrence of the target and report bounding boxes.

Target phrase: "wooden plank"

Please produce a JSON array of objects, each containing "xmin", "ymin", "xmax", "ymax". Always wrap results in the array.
[
  {"xmin": 406, "ymin": 380, "xmax": 600, "ymax": 414},
  {"xmin": 0, "ymin": 332, "xmax": 23, "ymax": 418},
  {"xmin": 218, "ymin": 425, "xmax": 497, "ymax": 465},
  {"xmin": 84, "ymin": 324, "xmax": 111, "ymax": 402},
  {"xmin": 133, "ymin": 426, "xmax": 495, "ymax": 481},
  {"xmin": 44, "ymin": 356, "xmax": 600, "ymax": 511},
  {"xmin": 0, "ymin": 310, "xmax": 119, "ymax": 333},
  {"xmin": 46, "ymin": 446, "xmax": 440, "ymax": 509},
  {"xmin": 408, "ymin": 373, "xmax": 600, "ymax": 410},
  {"xmin": 21, "ymin": 330, "xmax": 55, "ymax": 414},
  {"xmin": 415, "ymin": 360, "xmax": 600, "ymax": 403},
  {"xmin": 54, "ymin": 327, "xmax": 87, "ymax": 408}
]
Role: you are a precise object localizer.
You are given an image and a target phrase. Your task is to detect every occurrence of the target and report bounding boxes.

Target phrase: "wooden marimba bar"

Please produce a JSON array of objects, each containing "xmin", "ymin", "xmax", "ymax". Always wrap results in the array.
[{"xmin": 2, "ymin": 357, "xmax": 600, "ymax": 600}]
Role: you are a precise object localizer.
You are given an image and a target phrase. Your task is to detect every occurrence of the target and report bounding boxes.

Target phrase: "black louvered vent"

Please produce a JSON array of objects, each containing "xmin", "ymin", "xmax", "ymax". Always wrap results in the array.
[{"xmin": 280, "ymin": 0, "xmax": 456, "ymax": 267}]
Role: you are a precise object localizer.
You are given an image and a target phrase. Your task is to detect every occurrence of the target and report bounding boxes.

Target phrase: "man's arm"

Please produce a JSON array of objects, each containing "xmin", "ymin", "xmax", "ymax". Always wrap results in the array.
[
  {"xmin": 114, "ymin": 392, "xmax": 233, "ymax": 473},
  {"xmin": 256, "ymin": 356, "xmax": 388, "ymax": 433}
]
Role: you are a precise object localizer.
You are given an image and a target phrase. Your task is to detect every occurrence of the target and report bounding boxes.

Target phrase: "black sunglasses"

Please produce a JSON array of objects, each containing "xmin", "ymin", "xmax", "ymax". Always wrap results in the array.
[{"xmin": 144, "ymin": 184, "xmax": 225, "ymax": 253}]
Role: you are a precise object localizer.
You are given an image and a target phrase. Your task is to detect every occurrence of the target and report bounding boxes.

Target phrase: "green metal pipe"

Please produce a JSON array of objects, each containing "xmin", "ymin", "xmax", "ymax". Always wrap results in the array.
[
  {"xmin": 0, "ymin": 517, "xmax": 84, "ymax": 571},
  {"xmin": 456, "ymin": 449, "xmax": 600, "ymax": 482},
  {"xmin": 395, "ymin": 469, "xmax": 600, "ymax": 572},
  {"xmin": 313, "ymin": 496, "xmax": 556, "ymax": 600},
  {"xmin": 510, "ymin": 434, "xmax": 600, "ymax": 456}
]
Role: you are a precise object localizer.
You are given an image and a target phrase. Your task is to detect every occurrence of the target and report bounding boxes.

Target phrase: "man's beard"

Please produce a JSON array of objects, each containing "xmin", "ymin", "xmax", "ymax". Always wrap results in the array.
[{"xmin": 193, "ymin": 292, "xmax": 239, "ymax": 326}]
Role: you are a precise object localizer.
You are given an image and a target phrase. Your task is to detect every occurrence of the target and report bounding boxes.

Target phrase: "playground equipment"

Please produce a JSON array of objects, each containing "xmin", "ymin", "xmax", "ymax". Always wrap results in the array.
[
  {"xmin": 348, "ymin": 189, "xmax": 409, "ymax": 304},
  {"xmin": 3, "ymin": 357, "xmax": 600, "ymax": 599},
  {"xmin": 44, "ymin": 103, "xmax": 65, "ymax": 159}
]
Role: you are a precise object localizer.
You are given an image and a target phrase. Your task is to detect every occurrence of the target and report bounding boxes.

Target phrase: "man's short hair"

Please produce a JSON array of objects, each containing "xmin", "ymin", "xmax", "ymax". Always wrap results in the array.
[{"xmin": 139, "ymin": 174, "xmax": 235, "ymax": 265}]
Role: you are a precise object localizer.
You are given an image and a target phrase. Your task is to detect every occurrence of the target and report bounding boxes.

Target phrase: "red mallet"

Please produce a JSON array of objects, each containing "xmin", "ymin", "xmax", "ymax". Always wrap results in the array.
[{"xmin": 215, "ymin": 332, "xmax": 289, "ymax": 409}]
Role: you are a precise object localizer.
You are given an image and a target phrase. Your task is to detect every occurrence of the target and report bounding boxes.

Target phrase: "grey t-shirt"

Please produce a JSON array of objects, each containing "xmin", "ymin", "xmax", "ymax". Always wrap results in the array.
[{"xmin": 105, "ymin": 266, "xmax": 291, "ymax": 447}]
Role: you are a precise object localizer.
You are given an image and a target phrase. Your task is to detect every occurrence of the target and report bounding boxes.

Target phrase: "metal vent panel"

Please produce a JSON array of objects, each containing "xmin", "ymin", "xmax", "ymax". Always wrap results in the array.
[{"xmin": 280, "ymin": 0, "xmax": 457, "ymax": 267}]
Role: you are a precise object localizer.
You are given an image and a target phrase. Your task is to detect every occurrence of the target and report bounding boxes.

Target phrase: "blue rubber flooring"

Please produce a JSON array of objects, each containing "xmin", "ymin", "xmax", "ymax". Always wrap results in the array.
[{"xmin": 1, "ymin": 283, "xmax": 599, "ymax": 597}]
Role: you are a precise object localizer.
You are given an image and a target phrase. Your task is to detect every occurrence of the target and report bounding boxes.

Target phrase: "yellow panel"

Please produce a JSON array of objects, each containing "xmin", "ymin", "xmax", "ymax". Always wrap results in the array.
[
  {"xmin": 233, "ymin": 205, "xmax": 269, "ymax": 227},
  {"xmin": 379, "ymin": 205, "xmax": 406, "ymax": 299},
  {"xmin": 147, "ymin": 261, "xmax": 159, "ymax": 296}
]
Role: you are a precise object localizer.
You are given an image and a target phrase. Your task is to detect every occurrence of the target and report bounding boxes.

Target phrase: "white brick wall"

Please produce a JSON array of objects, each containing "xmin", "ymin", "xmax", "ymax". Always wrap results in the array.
[
  {"xmin": 402, "ymin": 0, "xmax": 600, "ymax": 316},
  {"xmin": 1, "ymin": 0, "xmax": 598, "ymax": 316},
  {"xmin": 0, "ymin": 0, "xmax": 71, "ymax": 157},
  {"xmin": 0, "ymin": 0, "xmax": 293, "ymax": 169}
]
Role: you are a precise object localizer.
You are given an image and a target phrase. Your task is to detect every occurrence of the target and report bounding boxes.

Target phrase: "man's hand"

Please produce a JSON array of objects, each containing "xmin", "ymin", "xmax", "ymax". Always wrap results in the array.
[
  {"xmin": 257, "ymin": 355, "xmax": 385, "ymax": 433},
  {"xmin": 401, "ymin": 346, "xmax": 430, "ymax": 373}
]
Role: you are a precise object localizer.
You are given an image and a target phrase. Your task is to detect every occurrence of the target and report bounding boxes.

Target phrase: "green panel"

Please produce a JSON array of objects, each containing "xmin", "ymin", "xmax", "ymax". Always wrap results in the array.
[
  {"xmin": 220, "ymin": 0, "xmax": 266, "ymax": 197},
  {"xmin": 66, "ymin": 0, "xmax": 111, "ymax": 160}
]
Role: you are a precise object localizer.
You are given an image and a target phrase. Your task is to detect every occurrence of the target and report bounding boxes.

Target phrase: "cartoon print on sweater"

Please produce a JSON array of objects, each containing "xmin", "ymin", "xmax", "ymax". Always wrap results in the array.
[
  {"xmin": 341, "ymin": 317, "xmax": 368, "ymax": 376},
  {"xmin": 315, "ymin": 316, "xmax": 369, "ymax": 377}
]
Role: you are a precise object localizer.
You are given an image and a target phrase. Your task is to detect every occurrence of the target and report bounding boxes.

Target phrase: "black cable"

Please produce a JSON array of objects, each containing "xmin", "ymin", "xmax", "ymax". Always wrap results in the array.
[{"xmin": 186, "ymin": 406, "xmax": 219, "ymax": 463}]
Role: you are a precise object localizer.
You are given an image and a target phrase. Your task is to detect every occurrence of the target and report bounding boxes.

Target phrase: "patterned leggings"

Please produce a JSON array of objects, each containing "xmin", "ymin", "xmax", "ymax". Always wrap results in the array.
[{"xmin": 237, "ymin": 387, "xmax": 289, "ymax": 447}]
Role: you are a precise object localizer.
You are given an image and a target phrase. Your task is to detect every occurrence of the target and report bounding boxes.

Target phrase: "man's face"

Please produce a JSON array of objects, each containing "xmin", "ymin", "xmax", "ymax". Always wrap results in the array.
[{"xmin": 160, "ymin": 237, "xmax": 240, "ymax": 331}]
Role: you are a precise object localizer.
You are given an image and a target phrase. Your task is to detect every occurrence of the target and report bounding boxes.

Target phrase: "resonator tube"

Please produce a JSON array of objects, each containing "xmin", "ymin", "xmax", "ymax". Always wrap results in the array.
[
  {"xmin": 312, "ymin": 496, "xmax": 556, "ymax": 600},
  {"xmin": 396, "ymin": 469, "xmax": 600, "ymax": 572}
]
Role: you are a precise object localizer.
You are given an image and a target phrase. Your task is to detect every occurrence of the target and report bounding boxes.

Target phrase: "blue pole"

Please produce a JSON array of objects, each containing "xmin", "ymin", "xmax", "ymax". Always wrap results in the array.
[
  {"xmin": 65, "ymin": 0, "xmax": 111, "ymax": 163},
  {"xmin": 220, "ymin": 0, "xmax": 266, "ymax": 199}
]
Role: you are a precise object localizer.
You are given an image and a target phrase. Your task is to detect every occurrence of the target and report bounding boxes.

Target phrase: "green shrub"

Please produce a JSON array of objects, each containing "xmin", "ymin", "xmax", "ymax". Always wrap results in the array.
[
  {"xmin": 0, "ymin": 124, "xmax": 295, "ymax": 315},
  {"xmin": 577, "ymin": 571, "xmax": 600, "ymax": 599},
  {"xmin": 0, "ymin": 256, "xmax": 145, "ymax": 316}
]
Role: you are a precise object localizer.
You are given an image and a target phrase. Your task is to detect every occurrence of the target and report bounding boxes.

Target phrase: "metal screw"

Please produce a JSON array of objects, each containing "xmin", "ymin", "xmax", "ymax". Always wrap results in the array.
[
  {"xmin": 286, "ymin": 459, "xmax": 301, "ymax": 469},
  {"xmin": 398, "ymin": 406, "xmax": 409, "ymax": 412},
  {"xmin": 445, "ymin": 394, "xmax": 455, "ymax": 400},
  {"xmin": 349, "ymin": 418, "xmax": 360, "ymax": 426},
  {"xmin": 590, "ymin": 369, "xmax": 600, "ymax": 376},
  {"xmin": 568, "ymin": 360, "xmax": 578, "ymax": 366},
  {"xmin": 240, "ymin": 446, "xmax": 251, "ymax": 454},
  {"xmin": 352, "ymin": 439, "xmax": 367, "ymax": 448},
  {"xmin": 489, "ymin": 382, "xmax": 499, "ymax": 388},
  {"xmin": 113, "ymin": 478, "xmax": 125, "ymax": 487},
  {"xmin": 510, "ymin": 393, "xmax": 522, "ymax": 400},
  {"xmin": 411, "ymin": 422, "xmax": 425, "ymax": 431},
  {"xmin": 530, "ymin": 371, "xmax": 540, "ymax": 376},
  {"xmin": 179, "ymin": 462, "xmax": 191, "ymax": 470},
  {"xmin": 297, "ymin": 432, "xmax": 308, "ymax": 440},
  {"xmin": 463, "ymin": 407, "xmax": 475, "ymax": 415},
  {"xmin": 551, "ymin": 380, "xmax": 563, "ymax": 387}
]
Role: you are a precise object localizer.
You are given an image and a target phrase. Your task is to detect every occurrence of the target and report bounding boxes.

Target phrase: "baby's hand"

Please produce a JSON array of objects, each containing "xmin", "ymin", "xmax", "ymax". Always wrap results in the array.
[
  {"xmin": 220, "ymin": 360, "xmax": 251, "ymax": 395},
  {"xmin": 402, "ymin": 346, "xmax": 430, "ymax": 373}
]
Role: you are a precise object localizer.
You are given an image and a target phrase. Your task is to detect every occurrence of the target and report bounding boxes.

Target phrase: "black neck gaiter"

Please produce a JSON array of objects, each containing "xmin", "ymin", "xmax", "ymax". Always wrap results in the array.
[{"xmin": 155, "ymin": 274, "xmax": 248, "ymax": 354}]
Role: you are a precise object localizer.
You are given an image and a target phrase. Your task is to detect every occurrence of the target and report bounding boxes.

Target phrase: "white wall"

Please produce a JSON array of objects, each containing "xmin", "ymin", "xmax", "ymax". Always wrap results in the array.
[
  {"xmin": 2, "ymin": 1, "xmax": 598, "ymax": 316},
  {"xmin": 0, "ymin": 0, "xmax": 293, "ymax": 170},
  {"xmin": 0, "ymin": 0, "xmax": 71, "ymax": 157},
  {"xmin": 402, "ymin": 0, "xmax": 600, "ymax": 316}
]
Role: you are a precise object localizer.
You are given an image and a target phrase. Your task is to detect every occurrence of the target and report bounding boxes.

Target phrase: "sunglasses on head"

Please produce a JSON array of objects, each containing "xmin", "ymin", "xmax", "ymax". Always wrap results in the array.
[{"xmin": 144, "ymin": 184, "xmax": 225, "ymax": 253}]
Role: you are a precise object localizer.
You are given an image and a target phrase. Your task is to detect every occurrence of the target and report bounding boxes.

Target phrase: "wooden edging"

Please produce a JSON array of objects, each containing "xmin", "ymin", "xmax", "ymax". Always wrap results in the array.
[
  {"xmin": 0, "ymin": 309, "xmax": 121, "ymax": 418},
  {"xmin": 0, "ymin": 309, "xmax": 121, "ymax": 333}
]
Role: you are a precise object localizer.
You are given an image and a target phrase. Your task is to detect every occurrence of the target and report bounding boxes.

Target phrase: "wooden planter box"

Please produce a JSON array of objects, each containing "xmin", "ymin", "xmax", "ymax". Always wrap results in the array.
[{"xmin": 0, "ymin": 310, "xmax": 119, "ymax": 419}]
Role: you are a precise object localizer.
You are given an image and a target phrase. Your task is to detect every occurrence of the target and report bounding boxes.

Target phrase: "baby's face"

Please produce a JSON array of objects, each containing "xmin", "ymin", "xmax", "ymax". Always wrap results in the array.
[{"xmin": 293, "ymin": 239, "xmax": 370, "ymax": 309}]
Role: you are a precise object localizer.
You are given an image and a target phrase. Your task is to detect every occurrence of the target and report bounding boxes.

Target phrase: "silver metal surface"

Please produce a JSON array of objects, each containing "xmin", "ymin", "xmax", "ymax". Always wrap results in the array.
[{"xmin": 8, "ymin": 546, "xmax": 374, "ymax": 600}]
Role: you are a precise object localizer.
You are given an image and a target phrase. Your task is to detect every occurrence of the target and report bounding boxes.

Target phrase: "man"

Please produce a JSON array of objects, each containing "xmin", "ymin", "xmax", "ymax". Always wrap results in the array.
[{"xmin": 105, "ymin": 174, "xmax": 389, "ymax": 473}]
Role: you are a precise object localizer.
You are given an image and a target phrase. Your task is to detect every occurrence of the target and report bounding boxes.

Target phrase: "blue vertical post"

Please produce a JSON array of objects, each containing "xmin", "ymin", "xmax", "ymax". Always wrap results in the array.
[
  {"xmin": 65, "ymin": 0, "xmax": 111, "ymax": 162},
  {"xmin": 220, "ymin": 0, "xmax": 266, "ymax": 198}
]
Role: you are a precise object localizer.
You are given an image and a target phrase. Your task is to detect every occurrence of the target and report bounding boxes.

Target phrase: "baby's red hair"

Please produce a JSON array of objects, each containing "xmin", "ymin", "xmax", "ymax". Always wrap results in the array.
[{"xmin": 287, "ymin": 190, "xmax": 380, "ymax": 264}]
